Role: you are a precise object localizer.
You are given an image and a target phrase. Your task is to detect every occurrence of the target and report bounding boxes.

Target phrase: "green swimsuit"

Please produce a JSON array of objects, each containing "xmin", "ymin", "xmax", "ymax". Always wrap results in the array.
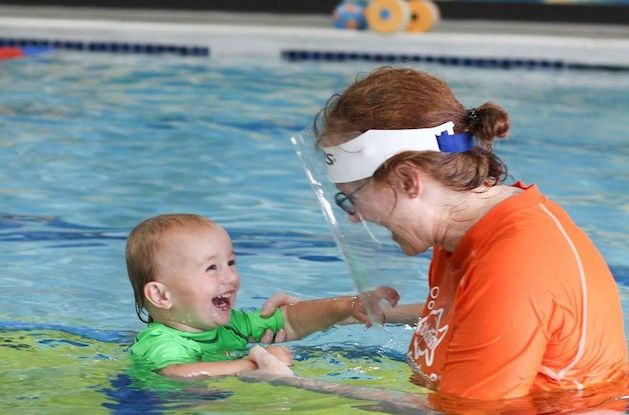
[{"xmin": 130, "ymin": 309, "xmax": 284, "ymax": 370}]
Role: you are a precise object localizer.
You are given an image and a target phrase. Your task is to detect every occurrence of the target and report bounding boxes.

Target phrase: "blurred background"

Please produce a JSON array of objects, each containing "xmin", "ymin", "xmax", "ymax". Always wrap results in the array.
[{"xmin": 0, "ymin": 0, "xmax": 628, "ymax": 23}]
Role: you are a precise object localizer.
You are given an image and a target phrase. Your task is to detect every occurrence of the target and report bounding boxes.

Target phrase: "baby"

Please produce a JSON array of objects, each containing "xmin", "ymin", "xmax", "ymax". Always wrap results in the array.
[{"xmin": 126, "ymin": 213, "xmax": 399, "ymax": 378}]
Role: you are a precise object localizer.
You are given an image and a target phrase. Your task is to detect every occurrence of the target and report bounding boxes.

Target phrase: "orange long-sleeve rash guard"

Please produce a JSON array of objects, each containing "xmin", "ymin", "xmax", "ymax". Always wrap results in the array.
[{"xmin": 407, "ymin": 183, "xmax": 627, "ymax": 400}]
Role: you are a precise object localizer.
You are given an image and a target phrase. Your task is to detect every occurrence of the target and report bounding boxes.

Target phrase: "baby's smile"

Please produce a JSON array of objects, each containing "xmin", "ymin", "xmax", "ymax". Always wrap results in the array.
[{"xmin": 212, "ymin": 292, "xmax": 234, "ymax": 311}]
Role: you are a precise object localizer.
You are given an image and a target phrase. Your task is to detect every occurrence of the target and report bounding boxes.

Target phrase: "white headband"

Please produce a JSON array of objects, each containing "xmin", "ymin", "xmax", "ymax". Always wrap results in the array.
[{"xmin": 321, "ymin": 121, "xmax": 467, "ymax": 183}]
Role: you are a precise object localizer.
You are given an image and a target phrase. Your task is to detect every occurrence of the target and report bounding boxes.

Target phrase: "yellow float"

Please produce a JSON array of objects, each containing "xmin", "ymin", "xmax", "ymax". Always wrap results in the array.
[
  {"xmin": 406, "ymin": 0, "xmax": 441, "ymax": 33},
  {"xmin": 365, "ymin": 0, "xmax": 411, "ymax": 34}
]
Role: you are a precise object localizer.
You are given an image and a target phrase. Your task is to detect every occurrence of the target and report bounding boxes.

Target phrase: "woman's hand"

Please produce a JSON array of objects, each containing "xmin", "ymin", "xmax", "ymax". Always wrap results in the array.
[
  {"xmin": 258, "ymin": 292, "xmax": 300, "ymax": 343},
  {"xmin": 247, "ymin": 345, "xmax": 294, "ymax": 378},
  {"xmin": 261, "ymin": 292, "xmax": 300, "ymax": 316},
  {"xmin": 350, "ymin": 286, "xmax": 400, "ymax": 327},
  {"xmin": 264, "ymin": 345, "xmax": 294, "ymax": 367}
]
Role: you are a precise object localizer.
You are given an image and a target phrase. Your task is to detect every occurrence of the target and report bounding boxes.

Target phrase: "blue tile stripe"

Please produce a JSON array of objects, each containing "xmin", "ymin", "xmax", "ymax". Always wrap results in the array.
[
  {"xmin": 281, "ymin": 49, "xmax": 629, "ymax": 72},
  {"xmin": 0, "ymin": 37, "xmax": 209, "ymax": 56}
]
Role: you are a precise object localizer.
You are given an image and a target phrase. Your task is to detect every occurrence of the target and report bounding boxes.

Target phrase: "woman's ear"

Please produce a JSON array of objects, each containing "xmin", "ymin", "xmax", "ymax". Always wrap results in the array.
[
  {"xmin": 144, "ymin": 281, "xmax": 172, "ymax": 310},
  {"xmin": 392, "ymin": 163, "xmax": 422, "ymax": 198}
]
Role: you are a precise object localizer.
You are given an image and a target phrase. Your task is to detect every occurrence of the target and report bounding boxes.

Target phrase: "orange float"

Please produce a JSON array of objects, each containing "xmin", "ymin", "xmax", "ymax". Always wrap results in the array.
[{"xmin": 406, "ymin": 0, "xmax": 441, "ymax": 33}]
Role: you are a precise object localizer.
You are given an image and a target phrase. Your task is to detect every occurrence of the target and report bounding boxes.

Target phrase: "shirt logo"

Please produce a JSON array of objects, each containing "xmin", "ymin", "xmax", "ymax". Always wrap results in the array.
[{"xmin": 410, "ymin": 286, "xmax": 448, "ymax": 367}]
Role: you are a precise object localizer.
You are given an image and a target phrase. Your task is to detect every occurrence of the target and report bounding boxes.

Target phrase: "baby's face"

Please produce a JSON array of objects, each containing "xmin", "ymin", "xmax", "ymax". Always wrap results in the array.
[{"xmin": 154, "ymin": 224, "xmax": 240, "ymax": 332}]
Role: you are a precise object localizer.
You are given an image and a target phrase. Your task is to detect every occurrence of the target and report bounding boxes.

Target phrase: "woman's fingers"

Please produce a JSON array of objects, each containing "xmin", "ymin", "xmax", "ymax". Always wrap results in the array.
[
  {"xmin": 260, "ymin": 292, "xmax": 300, "ymax": 317},
  {"xmin": 248, "ymin": 345, "xmax": 294, "ymax": 377},
  {"xmin": 260, "ymin": 330, "xmax": 273, "ymax": 343},
  {"xmin": 259, "ymin": 328, "xmax": 287, "ymax": 344},
  {"xmin": 274, "ymin": 328, "xmax": 287, "ymax": 343}
]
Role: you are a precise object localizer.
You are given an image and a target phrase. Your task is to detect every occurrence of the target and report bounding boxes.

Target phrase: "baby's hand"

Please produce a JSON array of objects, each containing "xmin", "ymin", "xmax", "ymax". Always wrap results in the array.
[
  {"xmin": 351, "ymin": 286, "xmax": 400, "ymax": 327},
  {"xmin": 264, "ymin": 345, "xmax": 293, "ymax": 367},
  {"xmin": 247, "ymin": 345, "xmax": 294, "ymax": 378}
]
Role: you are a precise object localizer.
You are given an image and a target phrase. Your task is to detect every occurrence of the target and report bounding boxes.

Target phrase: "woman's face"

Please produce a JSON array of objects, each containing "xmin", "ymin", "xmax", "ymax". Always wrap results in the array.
[
  {"xmin": 336, "ymin": 179, "xmax": 435, "ymax": 256},
  {"xmin": 336, "ymin": 180, "xmax": 391, "ymax": 225}
]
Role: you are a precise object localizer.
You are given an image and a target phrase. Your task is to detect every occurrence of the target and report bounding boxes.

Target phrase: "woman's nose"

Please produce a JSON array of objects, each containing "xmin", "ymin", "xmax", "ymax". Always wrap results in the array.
[{"xmin": 348, "ymin": 213, "xmax": 361, "ymax": 223}]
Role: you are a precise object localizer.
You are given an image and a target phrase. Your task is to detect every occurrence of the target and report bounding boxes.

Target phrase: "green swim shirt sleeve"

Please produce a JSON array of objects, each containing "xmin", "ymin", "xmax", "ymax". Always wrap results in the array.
[
  {"xmin": 229, "ymin": 308, "xmax": 285, "ymax": 342},
  {"xmin": 130, "ymin": 324, "xmax": 200, "ymax": 371}
]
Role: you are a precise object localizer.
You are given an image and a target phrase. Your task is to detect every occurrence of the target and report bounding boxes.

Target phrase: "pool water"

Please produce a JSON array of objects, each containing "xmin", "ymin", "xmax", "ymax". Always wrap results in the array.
[{"xmin": 0, "ymin": 52, "xmax": 627, "ymax": 414}]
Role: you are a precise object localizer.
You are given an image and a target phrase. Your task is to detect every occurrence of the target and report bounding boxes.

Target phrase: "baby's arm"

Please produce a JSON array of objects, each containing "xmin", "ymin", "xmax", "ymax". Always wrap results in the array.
[
  {"xmin": 160, "ymin": 358, "xmax": 257, "ymax": 378},
  {"xmin": 279, "ymin": 286, "xmax": 400, "ymax": 341},
  {"xmin": 159, "ymin": 345, "xmax": 293, "ymax": 379}
]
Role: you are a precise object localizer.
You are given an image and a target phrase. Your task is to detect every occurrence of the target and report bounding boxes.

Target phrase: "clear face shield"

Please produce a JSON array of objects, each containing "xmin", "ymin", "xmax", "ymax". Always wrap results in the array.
[{"xmin": 290, "ymin": 127, "xmax": 424, "ymax": 326}]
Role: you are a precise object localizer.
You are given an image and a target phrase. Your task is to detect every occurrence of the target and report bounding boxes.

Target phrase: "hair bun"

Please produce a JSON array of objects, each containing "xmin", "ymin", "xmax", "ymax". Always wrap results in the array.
[{"xmin": 470, "ymin": 102, "xmax": 510, "ymax": 148}]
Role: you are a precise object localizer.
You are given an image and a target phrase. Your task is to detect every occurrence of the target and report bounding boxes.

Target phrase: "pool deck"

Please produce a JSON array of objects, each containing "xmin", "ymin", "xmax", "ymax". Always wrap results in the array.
[{"xmin": 1, "ymin": 5, "xmax": 628, "ymax": 68}]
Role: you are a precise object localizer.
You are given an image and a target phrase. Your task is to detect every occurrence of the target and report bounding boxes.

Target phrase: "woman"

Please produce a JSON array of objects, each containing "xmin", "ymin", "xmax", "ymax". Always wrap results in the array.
[{"xmin": 307, "ymin": 67, "xmax": 626, "ymax": 400}]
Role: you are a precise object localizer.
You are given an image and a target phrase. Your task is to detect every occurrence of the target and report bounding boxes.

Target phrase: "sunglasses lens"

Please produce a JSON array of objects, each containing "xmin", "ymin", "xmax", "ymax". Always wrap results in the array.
[
  {"xmin": 342, "ymin": 200, "xmax": 354, "ymax": 215},
  {"xmin": 334, "ymin": 192, "xmax": 355, "ymax": 215}
]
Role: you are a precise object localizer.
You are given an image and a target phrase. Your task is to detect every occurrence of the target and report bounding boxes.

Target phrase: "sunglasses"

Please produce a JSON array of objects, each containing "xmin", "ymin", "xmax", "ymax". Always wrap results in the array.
[{"xmin": 333, "ymin": 181, "xmax": 370, "ymax": 216}]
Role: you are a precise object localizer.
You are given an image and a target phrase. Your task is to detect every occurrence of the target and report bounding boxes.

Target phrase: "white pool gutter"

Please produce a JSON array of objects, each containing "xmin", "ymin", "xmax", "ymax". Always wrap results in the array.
[{"xmin": 0, "ymin": 12, "xmax": 628, "ymax": 69}]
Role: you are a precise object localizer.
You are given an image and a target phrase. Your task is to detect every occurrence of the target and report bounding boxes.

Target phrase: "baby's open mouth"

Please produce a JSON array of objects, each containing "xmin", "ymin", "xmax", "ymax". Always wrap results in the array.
[{"xmin": 212, "ymin": 293, "xmax": 232, "ymax": 311}]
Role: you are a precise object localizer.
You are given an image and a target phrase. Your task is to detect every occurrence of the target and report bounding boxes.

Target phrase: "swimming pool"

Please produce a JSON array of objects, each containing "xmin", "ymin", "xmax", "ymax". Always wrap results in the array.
[{"xmin": 1, "ymin": 52, "xmax": 627, "ymax": 413}]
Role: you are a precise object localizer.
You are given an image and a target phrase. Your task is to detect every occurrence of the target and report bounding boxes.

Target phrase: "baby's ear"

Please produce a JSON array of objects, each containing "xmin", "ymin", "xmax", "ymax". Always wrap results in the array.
[{"xmin": 144, "ymin": 281, "xmax": 172, "ymax": 310}]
